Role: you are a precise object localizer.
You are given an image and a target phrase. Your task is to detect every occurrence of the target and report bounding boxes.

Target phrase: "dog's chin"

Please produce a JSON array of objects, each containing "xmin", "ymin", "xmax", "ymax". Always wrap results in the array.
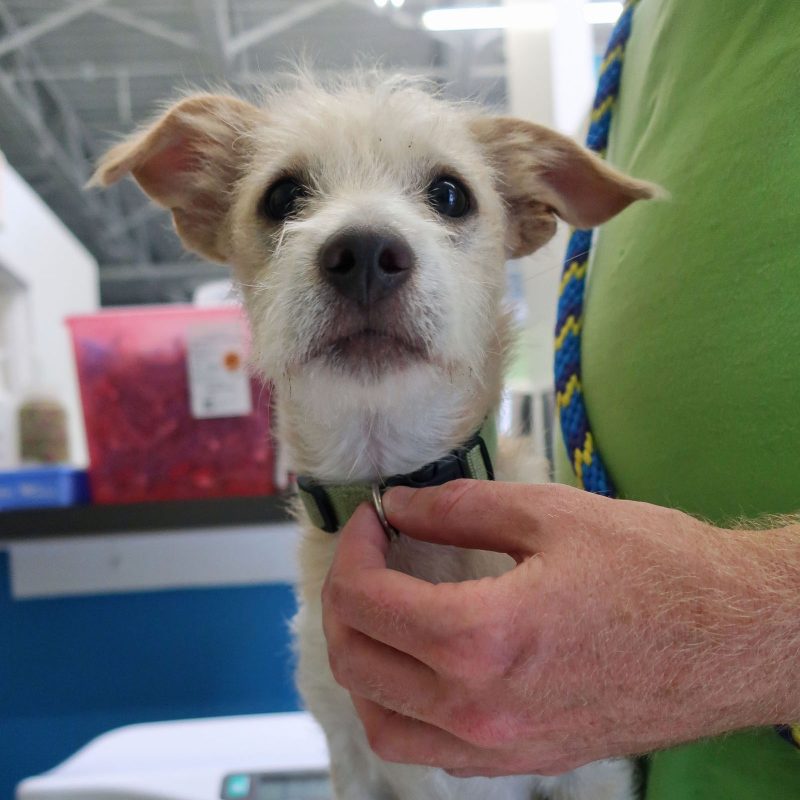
[{"xmin": 313, "ymin": 329, "xmax": 430, "ymax": 380}]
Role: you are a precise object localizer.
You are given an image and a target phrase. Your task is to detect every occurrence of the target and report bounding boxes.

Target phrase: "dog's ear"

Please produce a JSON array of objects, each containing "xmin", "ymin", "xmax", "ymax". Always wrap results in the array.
[
  {"xmin": 89, "ymin": 93, "xmax": 264, "ymax": 262},
  {"xmin": 471, "ymin": 116, "xmax": 658, "ymax": 259}
]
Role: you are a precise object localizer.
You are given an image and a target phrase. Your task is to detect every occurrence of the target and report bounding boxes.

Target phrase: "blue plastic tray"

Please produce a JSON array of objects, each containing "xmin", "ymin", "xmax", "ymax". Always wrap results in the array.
[{"xmin": 0, "ymin": 465, "xmax": 90, "ymax": 511}]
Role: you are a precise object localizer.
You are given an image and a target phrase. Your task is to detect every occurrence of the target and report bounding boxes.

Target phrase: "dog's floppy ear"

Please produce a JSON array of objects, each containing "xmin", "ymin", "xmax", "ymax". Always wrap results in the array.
[
  {"xmin": 471, "ymin": 116, "xmax": 658, "ymax": 259},
  {"xmin": 89, "ymin": 93, "xmax": 264, "ymax": 262}
]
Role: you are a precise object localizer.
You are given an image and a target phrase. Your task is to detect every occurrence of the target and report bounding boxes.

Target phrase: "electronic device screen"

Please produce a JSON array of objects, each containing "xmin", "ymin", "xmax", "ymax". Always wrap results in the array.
[{"xmin": 221, "ymin": 772, "xmax": 331, "ymax": 800}]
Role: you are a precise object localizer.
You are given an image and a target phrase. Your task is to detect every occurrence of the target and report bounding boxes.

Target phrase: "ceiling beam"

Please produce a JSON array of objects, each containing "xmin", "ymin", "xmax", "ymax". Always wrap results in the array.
[
  {"xmin": 0, "ymin": 0, "xmax": 108, "ymax": 58},
  {"xmin": 7, "ymin": 59, "xmax": 507, "ymax": 84},
  {"xmin": 92, "ymin": 5, "xmax": 200, "ymax": 51},
  {"xmin": 226, "ymin": 0, "xmax": 341, "ymax": 58},
  {"xmin": 192, "ymin": 0, "xmax": 231, "ymax": 70},
  {"xmin": 4, "ymin": 60, "xmax": 191, "ymax": 81}
]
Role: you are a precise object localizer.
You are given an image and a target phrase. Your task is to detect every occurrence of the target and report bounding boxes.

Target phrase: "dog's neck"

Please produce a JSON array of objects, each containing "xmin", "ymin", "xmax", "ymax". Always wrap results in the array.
[{"xmin": 277, "ymin": 358, "xmax": 503, "ymax": 485}]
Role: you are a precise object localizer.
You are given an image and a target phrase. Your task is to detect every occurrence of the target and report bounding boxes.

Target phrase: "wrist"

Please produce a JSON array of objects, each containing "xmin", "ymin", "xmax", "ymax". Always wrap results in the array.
[
  {"xmin": 697, "ymin": 524, "xmax": 800, "ymax": 731},
  {"xmin": 740, "ymin": 525, "xmax": 800, "ymax": 725}
]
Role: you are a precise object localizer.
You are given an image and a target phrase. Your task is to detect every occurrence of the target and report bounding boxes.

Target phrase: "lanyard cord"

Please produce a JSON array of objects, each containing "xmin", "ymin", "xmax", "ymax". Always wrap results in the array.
[{"xmin": 555, "ymin": 0, "xmax": 640, "ymax": 497}]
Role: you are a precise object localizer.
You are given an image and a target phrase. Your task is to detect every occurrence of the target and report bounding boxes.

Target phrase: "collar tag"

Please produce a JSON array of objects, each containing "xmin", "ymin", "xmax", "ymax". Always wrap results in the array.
[{"xmin": 371, "ymin": 483, "xmax": 398, "ymax": 540}]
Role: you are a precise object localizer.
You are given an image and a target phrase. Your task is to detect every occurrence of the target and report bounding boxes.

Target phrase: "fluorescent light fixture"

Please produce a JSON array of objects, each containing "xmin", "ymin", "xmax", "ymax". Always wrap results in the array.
[
  {"xmin": 422, "ymin": 4, "xmax": 556, "ymax": 31},
  {"xmin": 583, "ymin": 2, "xmax": 623, "ymax": 24},
  {"xmin": 390, "ymin": 0, "xmax": 406, "ymax": 6},
  {"xmin": 373, "ymin": 0, "xmax": 388, "ymax": 7},
  {"xmin": 422, "ymin": 2, "xmax": 623, "ymax": 31}
]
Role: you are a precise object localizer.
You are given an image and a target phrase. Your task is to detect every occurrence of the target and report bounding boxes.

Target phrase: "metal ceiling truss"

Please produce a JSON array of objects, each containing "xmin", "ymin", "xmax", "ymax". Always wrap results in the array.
[
  {"xmin": 0, "ymin": 0, "xmax": 152, "ymax": 263},
  {"xmin": 0, "ymin": 0, "xmax": 505, "ymax": 280},
  {"xmin": 93, "ymin": 5, "xmax": 200, "ymax": 51},
  {"xmin": 227, "ymin": 0, "xmax": 342, "ymax": 59},
  {"xmin": 0, "ymin": 68, "xmax": 129, "ymax": 254},
  {"xmin": 192, "ymin": 0, "xmax": 231, "ymax": 71},
  {"xmin": 0, "ymin": 0, "xmax": 107, "ymax": 59}
]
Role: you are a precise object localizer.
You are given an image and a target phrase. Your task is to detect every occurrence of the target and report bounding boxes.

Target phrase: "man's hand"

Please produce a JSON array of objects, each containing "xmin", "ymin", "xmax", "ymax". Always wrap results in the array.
[{"xmin": 321, "ymin": 480, "xmax": 800, "ymax": 775}]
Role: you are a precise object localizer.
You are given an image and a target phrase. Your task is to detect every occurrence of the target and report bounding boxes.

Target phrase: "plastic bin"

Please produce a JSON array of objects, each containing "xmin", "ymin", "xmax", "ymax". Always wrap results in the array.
[
  {"xmin": 67, "ymin": 306, "xmax": 275, "ymax": 504},
  {"xmin": 0, "ymin": 465, "xmax": 90, "ymax": 511}
]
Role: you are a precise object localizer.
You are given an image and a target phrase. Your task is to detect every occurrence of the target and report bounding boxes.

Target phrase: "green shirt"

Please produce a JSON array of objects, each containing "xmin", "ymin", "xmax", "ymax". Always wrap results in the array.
[{"xmin": 554, "ymin": 0, "xmax": 800, "ymax": 796}]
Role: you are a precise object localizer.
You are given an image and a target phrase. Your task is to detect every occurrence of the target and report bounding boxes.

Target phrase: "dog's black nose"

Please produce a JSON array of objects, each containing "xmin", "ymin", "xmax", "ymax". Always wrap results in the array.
[{"xmin": 319, "ymin": 230, "xmax": 414, "ymax": 306}]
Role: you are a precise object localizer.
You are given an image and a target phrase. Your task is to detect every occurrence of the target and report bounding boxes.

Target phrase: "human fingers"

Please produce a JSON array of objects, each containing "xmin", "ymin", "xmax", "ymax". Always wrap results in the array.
[
  {"xmin": 352, "ymin": 696, "xmax": 568, "ymax": 775},
  {"xmin": 323, "ymin": 609, "xmax": 447, "ymax": 724},
  {"xmin": 351, "ymin": 694, "xmax": 502, "ymax": 770},
  {"xmin": 382, "ymin": 480, "xmax": 543, "ymax": 560},
  {"xmin": 326, "ymin": 503, "xmax": 503, "ymax": 671}
]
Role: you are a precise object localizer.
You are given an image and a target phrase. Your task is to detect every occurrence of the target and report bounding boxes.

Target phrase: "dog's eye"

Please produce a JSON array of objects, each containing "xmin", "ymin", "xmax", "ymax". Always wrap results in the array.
[
  {"xmin": 427, "ymin": 177, "xmax": 470, "ymax": 218},
  {"xmin": 262, "ymin": 178, "xmax": 308, "ymax": 221}
]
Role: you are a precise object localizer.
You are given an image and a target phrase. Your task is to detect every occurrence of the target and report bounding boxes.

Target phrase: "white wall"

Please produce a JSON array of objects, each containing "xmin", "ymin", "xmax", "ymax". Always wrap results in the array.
[
  {"xmin": 503, "ymin": 0, "xmax": 595, "ymax": 392},
  {"xmin": 551, "ymin": 0, "xmax": 595, "ymax": 137},
  {"xmin": 0, "ymin": 154, "xmax": 99, "ymax": 465}
]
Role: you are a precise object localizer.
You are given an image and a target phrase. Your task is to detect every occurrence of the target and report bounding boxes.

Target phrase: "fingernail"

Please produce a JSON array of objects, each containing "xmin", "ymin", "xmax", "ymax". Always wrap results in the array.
[{"xmin": 382, "ymin": 486, "xmax": 415, "ymax": 515}]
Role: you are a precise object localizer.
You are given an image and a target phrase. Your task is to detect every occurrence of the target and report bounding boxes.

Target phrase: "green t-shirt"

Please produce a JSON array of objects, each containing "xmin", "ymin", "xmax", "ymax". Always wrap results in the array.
[{"xmin": 554, "ymin": 0, "xmax": 800, "ymax": 796}]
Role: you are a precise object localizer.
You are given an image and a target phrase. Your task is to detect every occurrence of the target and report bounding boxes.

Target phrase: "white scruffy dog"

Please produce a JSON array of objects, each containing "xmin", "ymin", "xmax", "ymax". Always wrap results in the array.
[{"xmin": 93, "ymin": 75, "xmax": 654, "ymax": 800}]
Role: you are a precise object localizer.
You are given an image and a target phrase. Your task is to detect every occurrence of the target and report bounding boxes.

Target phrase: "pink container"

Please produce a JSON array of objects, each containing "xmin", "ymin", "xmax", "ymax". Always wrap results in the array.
[{"xmin": 67, "ymin": 305, "xmax": 275, "ymax": 504}]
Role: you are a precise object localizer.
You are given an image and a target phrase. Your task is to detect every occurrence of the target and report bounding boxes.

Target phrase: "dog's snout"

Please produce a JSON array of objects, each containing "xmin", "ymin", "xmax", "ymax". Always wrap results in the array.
[{"xmin": 319, "ymin": 230, "xmax": 413, "ymax": 306}]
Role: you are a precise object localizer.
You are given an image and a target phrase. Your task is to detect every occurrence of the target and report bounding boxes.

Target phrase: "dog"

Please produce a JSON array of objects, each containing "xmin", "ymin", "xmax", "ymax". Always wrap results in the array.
[{"xmin": 92, "ymin": 74, "xmax": 655, "ymax": 799}]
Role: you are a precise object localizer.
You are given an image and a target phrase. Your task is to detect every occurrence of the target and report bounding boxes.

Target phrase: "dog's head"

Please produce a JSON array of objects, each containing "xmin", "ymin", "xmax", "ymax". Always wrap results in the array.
[{"xmin": 93, "ymin": 78, "xmax": 655, "ymax": 397}]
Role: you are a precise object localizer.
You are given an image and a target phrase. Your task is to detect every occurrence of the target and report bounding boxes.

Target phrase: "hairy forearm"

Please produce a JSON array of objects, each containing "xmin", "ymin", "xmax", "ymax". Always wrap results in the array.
[{"xmin": 650, "ymin": 521, "xmax": 800, "ymax": 744}]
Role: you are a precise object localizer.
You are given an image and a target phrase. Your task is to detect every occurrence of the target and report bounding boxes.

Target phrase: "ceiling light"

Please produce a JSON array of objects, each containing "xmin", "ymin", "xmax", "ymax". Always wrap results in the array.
[
  {"xmin": 390, "ymin": 0, "xmax": 406, "ymax": 7},
  {"xmin": 374, "ymin": 0, "xmax": 388, "ymax": 7},
  {"xmin": 422, "ymin": 2, "xmax": 622, "ymax": 31}
]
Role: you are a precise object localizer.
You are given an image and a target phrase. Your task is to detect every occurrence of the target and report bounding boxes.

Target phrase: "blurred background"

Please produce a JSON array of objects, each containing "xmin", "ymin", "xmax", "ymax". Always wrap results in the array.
[
  {"xmin": 0, "ymin": 2, "xmax": 620, "ymax": 797},
  {"xmin": 1, "ymin": 0, "xmax": 615, "ymax": 300}
]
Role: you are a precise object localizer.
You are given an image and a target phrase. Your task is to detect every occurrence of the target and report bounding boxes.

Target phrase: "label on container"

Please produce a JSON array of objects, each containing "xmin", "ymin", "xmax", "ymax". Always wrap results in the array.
[{"xmin": 186, "ymin": 320, "xmax": 253, "ymax": 419}]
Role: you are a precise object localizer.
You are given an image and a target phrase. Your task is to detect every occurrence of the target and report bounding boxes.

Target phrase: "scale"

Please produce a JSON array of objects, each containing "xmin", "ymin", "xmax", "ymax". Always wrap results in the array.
[{"xmin": 17, "ymin": 712, "xmax": 331, "ymax": 800}]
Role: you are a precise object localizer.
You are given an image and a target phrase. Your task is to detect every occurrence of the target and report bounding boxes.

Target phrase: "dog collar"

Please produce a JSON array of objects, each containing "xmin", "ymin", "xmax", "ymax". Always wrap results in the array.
[{"xmin": 297, "ymin": 418, "xmax": 497, "ymax": 534}]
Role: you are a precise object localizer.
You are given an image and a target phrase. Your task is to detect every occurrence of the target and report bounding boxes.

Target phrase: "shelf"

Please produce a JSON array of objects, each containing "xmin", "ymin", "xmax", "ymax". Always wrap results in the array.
[{"xmin": 0, "ymin": 494, "xmax": 294, "ymax": 539}]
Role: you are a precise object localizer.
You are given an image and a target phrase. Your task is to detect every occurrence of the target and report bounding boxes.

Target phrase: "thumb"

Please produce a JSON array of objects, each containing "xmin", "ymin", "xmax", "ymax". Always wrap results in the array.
[
  {"xmin": 334, "ymin": 502, "xmax": 391, "ymax": 573},
  {"xmin": 382, "ymin": 479, "xmax": 537, "ymax": 560}
]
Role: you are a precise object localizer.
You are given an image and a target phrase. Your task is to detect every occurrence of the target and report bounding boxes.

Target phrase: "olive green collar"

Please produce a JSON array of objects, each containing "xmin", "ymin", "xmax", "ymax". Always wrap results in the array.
[{"xmin": 297, "ymin": 418, "xmax": 497, "ymax": 534}]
